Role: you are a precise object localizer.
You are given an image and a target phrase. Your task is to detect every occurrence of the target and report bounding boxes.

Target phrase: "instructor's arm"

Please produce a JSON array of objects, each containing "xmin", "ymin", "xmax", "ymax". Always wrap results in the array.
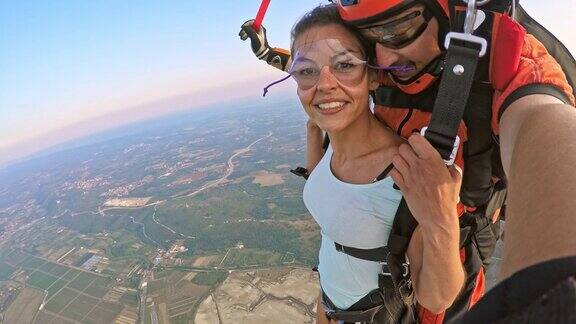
[
  {"xmin": 391, "ymin": 135, "xmax": 464, "ymax": 313},
  {"xmin": 498, "ymin": 94, "xmax": 576, "ymax": 279}
]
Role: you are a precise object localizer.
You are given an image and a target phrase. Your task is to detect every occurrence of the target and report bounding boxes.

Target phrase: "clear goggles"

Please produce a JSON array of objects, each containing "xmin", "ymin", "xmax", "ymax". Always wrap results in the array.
[
  {"xmin": 262, "ymin": 38, "xmax": 414, "ymax": 96},
  {"xmin": 263, "ymin": 39, "xmax": 368, "ymax": 95},
  {"xmin": 358, "ymin": 4, "xmax": 432, "ymax": 49},
  {"xmin": 290, "ymin": 38, "xmax": 370, "ymax": 90}
]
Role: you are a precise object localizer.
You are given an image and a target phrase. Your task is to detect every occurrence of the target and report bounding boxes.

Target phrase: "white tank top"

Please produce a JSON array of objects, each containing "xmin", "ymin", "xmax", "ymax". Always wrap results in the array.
[{"xmin": 303, "ymin": 146, "xmax": 402, "ymax": 309}]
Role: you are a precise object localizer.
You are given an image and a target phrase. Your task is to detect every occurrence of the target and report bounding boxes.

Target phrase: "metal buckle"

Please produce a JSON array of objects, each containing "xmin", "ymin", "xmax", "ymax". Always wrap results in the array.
[
  {"xmin": 444, "ymin": 32, "xmax": 488, "ymax": 57},
  {"xmin": 444, "ymin": 0, "xmax": 488, "ymax": 57},
  {"xmin": 420, "ymin": 126, "xmax": 460, "ymax": 166},
  {"xmin": 402, "ymin": 262, "xmax": 410, "ymax": 277}
]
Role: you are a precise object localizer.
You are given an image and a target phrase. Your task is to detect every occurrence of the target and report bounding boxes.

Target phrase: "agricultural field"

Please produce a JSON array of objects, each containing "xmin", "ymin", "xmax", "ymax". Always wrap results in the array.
[
  {"xmin": 0, "ymin": 247, "xmax": 139, "ymax": 324},
  {"xmin": 3, "ymin": 287, "xmax": 44, "ymax": 324},
  {"xmin": 218, "ymin": 248, "xmax": 285, "ymax": 268},
  {"xmin": 144, "ymin": 269, "xmax": 213, "ymax": 324}
]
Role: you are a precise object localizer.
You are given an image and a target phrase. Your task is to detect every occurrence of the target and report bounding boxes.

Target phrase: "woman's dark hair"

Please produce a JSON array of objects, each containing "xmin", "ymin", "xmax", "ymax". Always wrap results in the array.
[{"xmin": 290, "ymin": 4, "xmax": 375, "ymax": 62}]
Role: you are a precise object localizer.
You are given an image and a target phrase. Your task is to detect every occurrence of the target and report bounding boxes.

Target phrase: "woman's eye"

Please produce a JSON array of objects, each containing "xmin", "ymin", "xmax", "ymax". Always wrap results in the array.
[
  {"xmin": 334, "ymin": 62, "xmax": 356, "ymax": 71},
  {"xmin": 297, "ymin": 67, "xmax": 317, "ymax": 76}
]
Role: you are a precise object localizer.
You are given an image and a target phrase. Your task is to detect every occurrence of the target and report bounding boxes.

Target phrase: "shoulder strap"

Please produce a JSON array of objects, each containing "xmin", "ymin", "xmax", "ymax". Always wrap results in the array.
[{"xmin": 426, "ymin": 41, "xmax": 482, "ymax": 162}]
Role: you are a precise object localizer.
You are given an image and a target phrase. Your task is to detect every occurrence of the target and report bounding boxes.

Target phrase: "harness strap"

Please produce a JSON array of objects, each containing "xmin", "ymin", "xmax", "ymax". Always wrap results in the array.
[
  {"xmin": 322, "ymin": 289, "xmax": 386, "ymax": 323},
  {"xmin": 334, "ymin": 243, "xmax": 389, "ymax": 262},
  {"xmin": 289, "ymin": 166, "xmax": 309, "ymax": 179},
  {"xmin": 426, "ymin": 42, "xmax": 481, "ymax": 161}
]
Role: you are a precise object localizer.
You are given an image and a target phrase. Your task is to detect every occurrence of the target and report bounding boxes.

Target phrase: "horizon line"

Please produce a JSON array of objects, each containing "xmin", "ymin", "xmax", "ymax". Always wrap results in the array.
[{"xmin": 0, "ymin": 79, "xmax": 295, "ymax": 168}]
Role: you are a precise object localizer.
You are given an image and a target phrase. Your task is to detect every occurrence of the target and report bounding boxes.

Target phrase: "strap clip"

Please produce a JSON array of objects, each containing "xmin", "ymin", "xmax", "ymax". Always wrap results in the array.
[{"xmin": 444, "ymin": 0, "xmax": 488, "ymax": 57}]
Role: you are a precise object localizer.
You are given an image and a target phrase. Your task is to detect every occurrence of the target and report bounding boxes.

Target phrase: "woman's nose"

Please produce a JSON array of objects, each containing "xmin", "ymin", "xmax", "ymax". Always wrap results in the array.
[
  {"xmin": 316, "ymin": 66, "xmax": 338, "ymax": 92},
  {"xmin": 375, "ymin": 43, "xmax": 400, "ymax": 67}
]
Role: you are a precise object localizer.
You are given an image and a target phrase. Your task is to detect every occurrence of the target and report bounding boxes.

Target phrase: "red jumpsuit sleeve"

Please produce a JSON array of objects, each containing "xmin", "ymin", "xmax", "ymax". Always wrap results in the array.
[{"xmin": 491, "ymin": 34, "xmax": 575, "ymax": 134}]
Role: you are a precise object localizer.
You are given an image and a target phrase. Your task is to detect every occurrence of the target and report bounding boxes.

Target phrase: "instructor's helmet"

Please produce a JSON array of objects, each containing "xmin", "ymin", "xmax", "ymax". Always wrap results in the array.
[{"xmin": 333, "ymin": 0, "xmax": 452, "ymax": 93}]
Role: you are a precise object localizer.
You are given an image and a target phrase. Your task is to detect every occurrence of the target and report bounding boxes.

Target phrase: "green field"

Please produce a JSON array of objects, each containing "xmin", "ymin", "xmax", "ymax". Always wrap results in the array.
[
  {"xmin": 220, "ymin": 248, "xmax": 283, "ymax": 268},
  {"xmin": 45, "ymin": 287, "xmax": 79, "ymax": 313},
  {"xmin": 46, "ymin": 278, "xmax": 67, "ymax": 298},
  {"xmin": 19, "ymin": 256, "xmax": 46, "ymax": 269},
  {"xmin": 62, "ymin": 268, "xmax": 80, "ymax": 281},
  {"xmin": 84, "ymin": 282, "xmax": 109, "ymax": 298},
  {"xmin": 0, "ymin": 261, "xmax": 16, "ymax": 280},
  {"xmin": 85, "ymin": 303, "xmax": 122, "ymax": 324},
  {"xmin": 191, "ymin": 271, "xmax": 227, "ymax": 286},
  {"xmin": 68, "ymin": 272, "xmax": 98, "ymax": 291},
  {"xmin": 62, "ymin": 294, "xmax": 99, "ymax": 321},
  {"xmin": 28, "ymin": 271, "xmax": 59, "ymax": 290},
  {"xmin": 46, "ymin": 263, "xmax": 70, "ymax": 277},
  {"xmin": 120, "ymin": 290, "xmax": 139, "ymax": 307}
]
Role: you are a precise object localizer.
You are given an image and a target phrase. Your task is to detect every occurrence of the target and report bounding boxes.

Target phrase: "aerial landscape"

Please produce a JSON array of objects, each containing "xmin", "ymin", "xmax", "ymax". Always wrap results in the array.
[{"xmin": 0, "ymin": 98, "xmax": 322, "ymax": 323}]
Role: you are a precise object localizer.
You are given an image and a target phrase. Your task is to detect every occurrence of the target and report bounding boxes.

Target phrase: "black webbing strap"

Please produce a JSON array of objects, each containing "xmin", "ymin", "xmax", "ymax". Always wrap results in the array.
[
  {"xmin": 375, "ymin": 163, "xmax": 394, "ymax": 182},
  {"xmin": 322, "ymin": 289, "xmax": 386, "ymax": 323},
  {"xmin": 322, "ymin": 133, "xmax": 330, "ymax": 151},
  {"xmin": 334, "ymin": 243, "xmax": 389, "ymax": 262},
  {"xmin": 386, "ymin": 198, "xmax": 418, "ymax": 303},
  {"xmin": 387, "ymin": 198, "xmax": 418, "ymax": 256},
  {"xmin": 426, "ymin": 42, "xmax": 481, "ymax": 161},
  {"xmin": 289, "ymin": 166, "xmax": 309, "ymax": 180}
]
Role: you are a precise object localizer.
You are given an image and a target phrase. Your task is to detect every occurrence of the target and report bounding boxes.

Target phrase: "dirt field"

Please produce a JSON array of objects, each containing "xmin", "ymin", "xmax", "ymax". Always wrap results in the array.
[
  {"xmin": 194, "ymin": 294, "xmax": 219, "ymax": 324},
  {"xmin": 259, "ymin": 268, "xmax": 319, "ymax": 305},
  {"xmin": 194, "ymin": 267, "xmax": 318, "ymax": 324},
  {"xmin": 4, "ymin": 287, "xmax": 44, "ymax": 323},
  {"xmin": 251, "ymin": 171, "xmax": 285, "ymax": 187},
  {"xmin": 192, "ymin": 255, "xmax": 220, "ymax": 267},
  {"xmin": 172, "ymin": 172, "xmax": 206, "ymax": 185},
  {"xmin": 103, "ymin": 197, "xmax": 151, "ymax": 207}
]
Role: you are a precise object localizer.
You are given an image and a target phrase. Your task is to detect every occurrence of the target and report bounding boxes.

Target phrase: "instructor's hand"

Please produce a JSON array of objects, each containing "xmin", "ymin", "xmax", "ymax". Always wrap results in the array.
[
  {"xmin": 390, "ymin": 134, "xmax": 462, "ymax": 229},
  {"xmin": 239, "ymin": 20, "xmax": 291, "ymax": 71},
  {"xmin": 239, "ymin": 19, "xmax": 271, "ymax": 60}
]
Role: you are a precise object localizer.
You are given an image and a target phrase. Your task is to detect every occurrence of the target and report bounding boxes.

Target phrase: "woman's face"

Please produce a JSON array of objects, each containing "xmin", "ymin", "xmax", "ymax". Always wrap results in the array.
[{"xmin": 293, "ymin": 24, "xmax": 379, "ymax": 133}]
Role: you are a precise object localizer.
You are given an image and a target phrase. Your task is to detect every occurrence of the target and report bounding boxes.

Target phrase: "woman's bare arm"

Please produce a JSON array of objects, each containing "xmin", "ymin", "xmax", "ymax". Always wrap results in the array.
[{"xmin": 306, "ymin": 120, "xmax": 324, "ymax": 173}]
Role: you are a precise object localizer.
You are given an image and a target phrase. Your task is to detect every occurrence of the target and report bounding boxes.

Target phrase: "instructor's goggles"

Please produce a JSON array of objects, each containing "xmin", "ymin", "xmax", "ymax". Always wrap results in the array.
[
  {"xmin": 263, "ymin": 39, "xmax": 368, "ymax": 95},
  {"xmin": 358, "ymin": 4, "xmax": 432, "ymax": 49}
]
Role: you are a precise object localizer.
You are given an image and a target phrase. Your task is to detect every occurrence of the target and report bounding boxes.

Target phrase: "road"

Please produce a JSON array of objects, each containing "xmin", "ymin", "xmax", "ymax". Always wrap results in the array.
[
  {"xmin": 172, "ymin": 131, "xmax": 273, "ymax": 200},
  {"xmin": 130, "ymin": 216, "xmax": 163, "ymax": 248},
  {"xmin": 101, "ymin": 132, "xmax": 273, "ymax": 242}
]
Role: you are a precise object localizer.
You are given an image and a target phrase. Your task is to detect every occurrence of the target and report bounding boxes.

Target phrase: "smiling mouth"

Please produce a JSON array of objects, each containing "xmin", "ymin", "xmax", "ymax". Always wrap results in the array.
[
  {"xmin": 314, "ymin": 101, "xmax": 347, "ymax": 114},
  {"xmin": 316, "ymin": 102, "xmax": 345, "ymax": 110}
]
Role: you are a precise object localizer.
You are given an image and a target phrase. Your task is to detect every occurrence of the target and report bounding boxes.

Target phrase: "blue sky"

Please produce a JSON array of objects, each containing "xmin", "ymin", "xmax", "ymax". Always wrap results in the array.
[{"xmin": 0, "ymin": 0, "xmax": 574, "ymax": 165}]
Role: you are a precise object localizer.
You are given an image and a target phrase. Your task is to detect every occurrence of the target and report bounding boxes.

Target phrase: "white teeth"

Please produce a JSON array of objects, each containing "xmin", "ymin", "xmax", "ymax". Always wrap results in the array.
[{"xmin": 317, "ymin": 102, "xmax": 345, "ymax": 110}]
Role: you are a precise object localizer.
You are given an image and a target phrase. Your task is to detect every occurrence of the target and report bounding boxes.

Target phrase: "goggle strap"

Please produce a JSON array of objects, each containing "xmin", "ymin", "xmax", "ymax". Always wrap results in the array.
[{"xmin": 262, "ymin": 73, "xmax": 291, "ymax": 97}]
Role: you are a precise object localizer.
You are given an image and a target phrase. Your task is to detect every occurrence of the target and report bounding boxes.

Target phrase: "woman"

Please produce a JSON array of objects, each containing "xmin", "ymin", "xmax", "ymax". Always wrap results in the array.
[{"xmin": 287, "ymin": 4, "xmax": 464, "ymax": 323}]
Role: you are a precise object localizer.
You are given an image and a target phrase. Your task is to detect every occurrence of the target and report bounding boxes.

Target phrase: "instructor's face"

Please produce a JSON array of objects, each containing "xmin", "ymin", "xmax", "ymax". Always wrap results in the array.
[{"xmin": 370, "ymin": 17, "xmax": 442, "ymax": 80}]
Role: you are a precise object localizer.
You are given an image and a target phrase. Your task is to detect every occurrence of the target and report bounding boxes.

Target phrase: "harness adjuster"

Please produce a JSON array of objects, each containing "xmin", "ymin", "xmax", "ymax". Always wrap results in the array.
[
  {"xmin": 420, "ymin": 126, "xmax": 460, "ymax": 165},
  {"xmin": 334, "ymin": 242, "xmax": 346, "ymax": 254}
]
